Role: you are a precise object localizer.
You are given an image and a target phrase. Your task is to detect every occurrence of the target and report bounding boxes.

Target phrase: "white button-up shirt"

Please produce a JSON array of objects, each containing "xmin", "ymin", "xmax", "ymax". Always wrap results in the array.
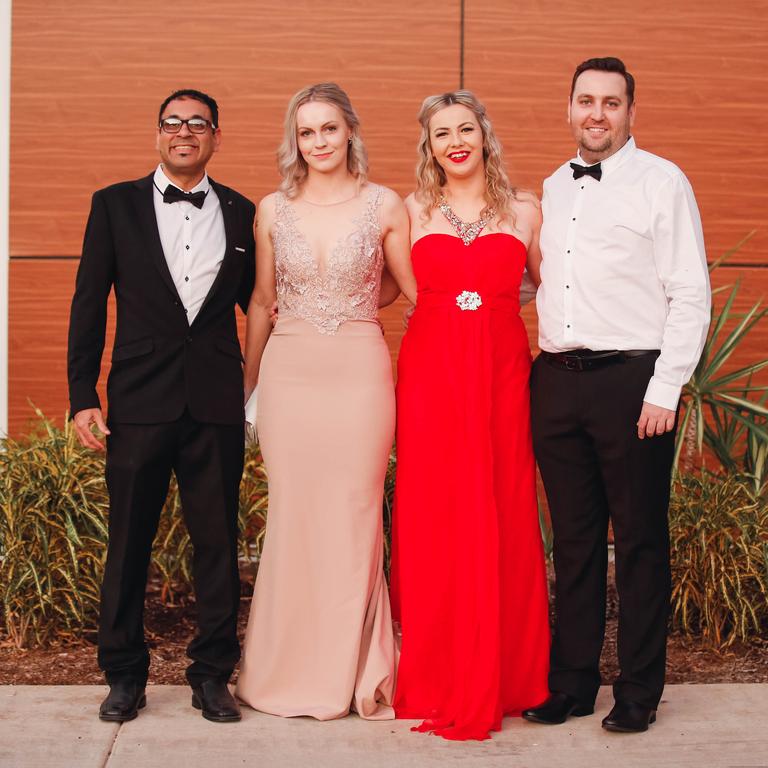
[
  {"xmin": 152, "ymin": 164, "xmax": 226, "ymax": 325},
  {"xmin": 538, "ymin": 137, "xmax": 711, "ymax": 410}
]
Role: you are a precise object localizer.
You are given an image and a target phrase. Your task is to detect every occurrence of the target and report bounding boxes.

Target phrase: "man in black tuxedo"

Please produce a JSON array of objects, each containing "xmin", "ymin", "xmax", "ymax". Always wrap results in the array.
[{"xmin": 68, "ymin": 89, "xmax": 255, "ymax": 723}]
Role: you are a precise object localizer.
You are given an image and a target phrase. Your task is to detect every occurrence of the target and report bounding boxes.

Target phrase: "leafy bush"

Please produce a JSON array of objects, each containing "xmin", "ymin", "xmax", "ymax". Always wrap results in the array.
[
  {"xmin": 1, "ymin": 416, "xmax": 108, "ymax": 647},
  {"xmin": 666, "ymin": 239, "xmax": 768, "ymax": 648},
  {"xmin": 669, "ymin": 472, "xmax": 768, "ymax": 648},
  {"xmin": 0, "ymin": 412, "xmax": 268, "ymax": 648}
]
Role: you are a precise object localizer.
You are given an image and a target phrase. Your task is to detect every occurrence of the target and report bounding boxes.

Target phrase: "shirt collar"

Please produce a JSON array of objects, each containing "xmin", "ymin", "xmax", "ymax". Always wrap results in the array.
[
  {"xmin": 154, "ymin": 164, "xmax": 210, "ymax": 195},
  {"xmin": 574, "ymin": 135, "xmax": 636, "ymax": 180}
]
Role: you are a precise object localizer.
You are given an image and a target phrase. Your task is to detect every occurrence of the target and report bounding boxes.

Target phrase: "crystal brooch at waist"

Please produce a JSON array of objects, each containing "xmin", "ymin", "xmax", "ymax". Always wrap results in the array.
[{"xmin": 456, "ymin": 291, "xmax": 483, "ymax": 311}]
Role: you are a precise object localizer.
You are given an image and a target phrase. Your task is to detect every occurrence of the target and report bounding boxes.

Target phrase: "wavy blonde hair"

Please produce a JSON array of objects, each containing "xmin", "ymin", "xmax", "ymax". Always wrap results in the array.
[
  {"xmin": 416, "ymin": 90, "xmax": 517, "ymax": 222},
  {"xmin": 277, "ymin": 83, "xmax": 368, "ymax": 198}
]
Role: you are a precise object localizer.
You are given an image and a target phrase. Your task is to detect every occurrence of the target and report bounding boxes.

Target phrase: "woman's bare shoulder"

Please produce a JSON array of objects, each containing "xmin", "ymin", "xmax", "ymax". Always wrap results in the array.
[
  {"xmin": 372, "ymin": 184, "xmax": 405, "ymax": 210},
  {"xmin": 404, "ymin": 191, "xmax": 425, "ymax": 216},
  {"xmin": 512, "ymin": 188, "xmax": 541, "ymax": 209},
  {"xmin": 510, "ymin": 190, "xmax": 542, "ymax": 228},
  {"xmin": 258, "ymin": 191, "xmax": 281, "ymax": 212},
  {"xmin": 256, "ymin": 191, "xmax": 282, "ymax": 230}
]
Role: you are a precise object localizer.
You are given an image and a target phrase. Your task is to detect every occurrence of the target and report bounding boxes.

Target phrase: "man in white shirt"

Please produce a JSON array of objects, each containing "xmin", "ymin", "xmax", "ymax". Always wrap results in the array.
[
  {"xmin": 522, "ymin": 58, "xmax": 710, "ymax": 733},
  {"xmin": 68, "ymin": 89, "xmax": 255, "ymax": 724}
]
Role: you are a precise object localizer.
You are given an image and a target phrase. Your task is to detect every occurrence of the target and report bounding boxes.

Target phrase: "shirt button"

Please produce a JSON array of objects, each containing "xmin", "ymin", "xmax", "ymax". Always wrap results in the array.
[
  {"xmin": 186, "ymin": 335, "xmax": 192, "ymax": 342},
  {"xmin": 566, "ymin": 324, "xmax": 571, "ymax": 328},
  {"xmin": 184, "ymin": 276, "xmax": 189, "ymax": 282},
  {"xmin": 572, "ymin": 217, "xmax": 576, "ymax": 221},
  {"xmin": 581, "ymin": 185, "xmax": 584, "ymax": 190},
  {"xmin": 566, "ymin": 285, "xmax": 570, "ymax": 289},
  {"xmin": 185, "ymin": 216, "xmax": 190, "ymax": 221},
  {"xmin": 185, "ymin": 245, "xmax": 190, "ymax": 250},
  {"xmin": 567, "ymin": 249, "xmax": 571, "ymax": 254}
]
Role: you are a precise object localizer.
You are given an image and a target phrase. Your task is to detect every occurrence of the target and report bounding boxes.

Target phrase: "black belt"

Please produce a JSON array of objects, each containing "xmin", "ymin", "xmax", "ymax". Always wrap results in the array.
[{"xmin": 541, "ymin": 349, "xmax": 659, "ymax": 372}]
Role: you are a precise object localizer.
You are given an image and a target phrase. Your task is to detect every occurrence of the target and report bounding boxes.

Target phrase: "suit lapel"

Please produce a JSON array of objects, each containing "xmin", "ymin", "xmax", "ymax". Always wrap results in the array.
[
  {"xmin": 132, "ymin": 173, "xmax": 183, "ymax": 303},
  {"xmin": 193, "ymin": 177, "xmax": 235, "ymax": 324}
]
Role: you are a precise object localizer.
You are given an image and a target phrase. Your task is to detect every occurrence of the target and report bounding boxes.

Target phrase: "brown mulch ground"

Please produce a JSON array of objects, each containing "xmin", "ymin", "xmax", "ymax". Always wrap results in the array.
[{"xmin": 1, "ymin": 566, "xmax": 767, "ymax": 686}]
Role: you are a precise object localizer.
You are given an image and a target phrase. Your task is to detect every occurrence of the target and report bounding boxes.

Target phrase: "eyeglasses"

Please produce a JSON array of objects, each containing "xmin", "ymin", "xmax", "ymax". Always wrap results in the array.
[{"xmin": 159, "ymin": 117, "xmax": 215, "ymax": 134}]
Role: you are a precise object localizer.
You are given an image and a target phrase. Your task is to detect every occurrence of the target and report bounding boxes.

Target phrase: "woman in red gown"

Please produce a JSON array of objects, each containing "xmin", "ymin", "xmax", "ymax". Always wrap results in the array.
[{"xmin": 390, "ymin": 91, "xmax": 550, "ymax": 741}]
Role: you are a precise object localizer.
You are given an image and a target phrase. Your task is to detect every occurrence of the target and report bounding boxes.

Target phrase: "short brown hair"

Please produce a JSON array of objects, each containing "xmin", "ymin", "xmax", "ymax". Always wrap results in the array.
[{"xmin": 570, "ymin": 57, "xmax": 635, "ymax": 104}]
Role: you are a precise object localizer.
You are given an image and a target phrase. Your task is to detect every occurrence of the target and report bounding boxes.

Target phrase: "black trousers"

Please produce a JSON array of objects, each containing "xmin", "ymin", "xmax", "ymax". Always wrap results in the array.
[
  {"xmin": 530, "ymin": 353, "xmax": 675, "ymax": 709},
  {"xmin": 98, "ymin": 411, "xmax": 244, "ymax": 686}
]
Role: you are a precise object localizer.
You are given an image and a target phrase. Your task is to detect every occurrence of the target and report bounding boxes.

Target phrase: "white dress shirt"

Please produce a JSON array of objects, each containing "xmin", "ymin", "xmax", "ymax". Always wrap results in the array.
[
  {"xmin": 152, "ymin": 164, "xmax": 226, "ymax": 325},
  {"xmin": 538, "ymin": 137, "xmax": 711, "ymax": 410}
]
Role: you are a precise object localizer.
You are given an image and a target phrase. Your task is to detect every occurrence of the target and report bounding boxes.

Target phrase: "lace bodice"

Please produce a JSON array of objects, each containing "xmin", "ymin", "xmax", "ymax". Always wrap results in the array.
[{"xmin": 272, "ymin": 185, "xmax": 385, "ymax": 335}]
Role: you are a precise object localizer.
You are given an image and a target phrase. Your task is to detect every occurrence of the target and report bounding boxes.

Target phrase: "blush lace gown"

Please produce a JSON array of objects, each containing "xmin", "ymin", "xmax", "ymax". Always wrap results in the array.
[
  {"xmin": 390, "ymin": 232, "xmax": 550, "ymax": 740},
  {"xmin": 235, "ymin": 185, "xmax": 396, "ymax": 720}
]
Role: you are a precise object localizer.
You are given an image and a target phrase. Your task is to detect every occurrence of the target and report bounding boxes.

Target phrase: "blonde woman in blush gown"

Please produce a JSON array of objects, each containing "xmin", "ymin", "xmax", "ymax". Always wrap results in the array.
[{"xmin": 235, "ymin": 83, "xmax": 416, "ymax": 721}]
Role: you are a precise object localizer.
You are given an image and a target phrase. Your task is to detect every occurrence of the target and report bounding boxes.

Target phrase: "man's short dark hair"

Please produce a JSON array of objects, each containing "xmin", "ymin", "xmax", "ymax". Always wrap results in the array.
[
  {"xmin": 570, "ymin": 57, "xmax": 635, "ymax": 105},
  {"xmin": 158, "ymin": 89, "xmax": 219, "ymax": 128}
]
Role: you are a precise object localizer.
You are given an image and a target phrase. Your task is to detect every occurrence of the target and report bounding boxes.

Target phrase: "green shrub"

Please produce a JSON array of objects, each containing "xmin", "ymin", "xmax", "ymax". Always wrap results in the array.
[
  {"xmin": 0, "ymin": 412, "xmax": 268, "ymax": 648},
  {"xmin": 669, "ymin": 472, "xmax": 768, "ymax": 648},
  {"xmin": 5, "ymin": 410, "xmax": 765, "ymax": 652},
  {"xmin": 0, "ymin": 415, "xmax": 108, "ymax": 647}
]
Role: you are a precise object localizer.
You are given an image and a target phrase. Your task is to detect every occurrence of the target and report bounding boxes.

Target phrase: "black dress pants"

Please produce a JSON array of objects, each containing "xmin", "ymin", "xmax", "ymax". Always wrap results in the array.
[
  {"xmin": 530, "ymin": 353, "xmax": 675, "ymax": 709},
  {"xmin": 98, "ymin": 411, "xmax": 244, "ymax": 686}
]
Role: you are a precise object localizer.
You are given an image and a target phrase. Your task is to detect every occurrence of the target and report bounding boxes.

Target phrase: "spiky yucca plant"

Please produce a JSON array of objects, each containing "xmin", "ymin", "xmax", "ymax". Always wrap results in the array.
[{"xmin": 676, "ymin": 233, "xmax": 768, "ymax": 482}]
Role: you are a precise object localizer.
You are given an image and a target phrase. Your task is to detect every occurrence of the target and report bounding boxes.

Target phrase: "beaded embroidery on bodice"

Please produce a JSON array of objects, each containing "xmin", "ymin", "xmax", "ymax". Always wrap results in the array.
[{"xmin": 272, "ymin": 185, "xmax": 385, "ymax": 335}]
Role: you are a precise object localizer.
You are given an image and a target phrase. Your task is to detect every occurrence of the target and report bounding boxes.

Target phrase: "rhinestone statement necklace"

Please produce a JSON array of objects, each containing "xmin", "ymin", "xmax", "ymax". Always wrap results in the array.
[{"xmin": 439, "ymin": 198, "xmax": 496, "ymax": 246}]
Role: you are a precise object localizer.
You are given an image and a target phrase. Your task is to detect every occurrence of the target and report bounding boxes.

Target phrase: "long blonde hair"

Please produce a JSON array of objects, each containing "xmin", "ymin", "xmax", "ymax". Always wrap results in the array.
[
  {"xmin": 277, "ymin": 83, "xmax": 368, "ymax": 198},
  {"xmin": 415, "ymin": 90, "xmax": 516, "ymax": 221}
]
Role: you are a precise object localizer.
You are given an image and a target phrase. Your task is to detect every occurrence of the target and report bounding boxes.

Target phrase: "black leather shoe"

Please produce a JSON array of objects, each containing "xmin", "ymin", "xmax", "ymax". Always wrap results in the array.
[
  {"xmin": 191, "ymin": 679, "xmax": 241, "ymax": 723},
  {"xmin": 602, "ymin": 701, "xmax": 656, "ymax": 733},
  {"xmin": 522, "ymin": 692, "xmax": 594, "ymax": 724},
  {"xmin": 99, "ymin": 679, "xmax": 146, "ymax": 722}
]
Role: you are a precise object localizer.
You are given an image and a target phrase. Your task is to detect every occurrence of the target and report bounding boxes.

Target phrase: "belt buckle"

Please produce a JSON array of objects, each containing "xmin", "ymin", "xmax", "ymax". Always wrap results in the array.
[{"xmin": 564, "ymin": 356, "xmax": 582, "ymax": 371}]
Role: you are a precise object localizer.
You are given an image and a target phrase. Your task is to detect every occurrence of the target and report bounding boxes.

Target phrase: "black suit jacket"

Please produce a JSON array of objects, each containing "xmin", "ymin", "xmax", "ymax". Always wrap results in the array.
[{"xmin": 67, "ymin": 172, "xmax": 255, "ymax": 425}]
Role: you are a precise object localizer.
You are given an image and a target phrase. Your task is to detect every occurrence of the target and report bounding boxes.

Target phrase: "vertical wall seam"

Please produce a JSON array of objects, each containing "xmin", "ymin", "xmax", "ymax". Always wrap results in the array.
[
  {"xmin": 459, "ymin": 0, "xmax": 465, "ymax": 89},
  {"xmin": 0, "ymin": 0, "xmax": 11, "ymax": 437}
]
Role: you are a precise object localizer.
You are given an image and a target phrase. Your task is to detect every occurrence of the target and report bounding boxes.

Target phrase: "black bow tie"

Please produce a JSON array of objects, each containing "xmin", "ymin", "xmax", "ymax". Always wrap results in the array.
[
  {"xmin": 570, "ymin": 162, "xmax": 602, "ymax": 182},
  {"xmin": 162, "ymin": 184, "xmax": 207, "ymax": 209}
]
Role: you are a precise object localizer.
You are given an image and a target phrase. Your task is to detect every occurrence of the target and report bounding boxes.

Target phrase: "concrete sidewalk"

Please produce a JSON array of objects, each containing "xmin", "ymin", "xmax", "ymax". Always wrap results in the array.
[{"xmin": 1, "ymin": 685, "xmax": 767, "ymax": 768}]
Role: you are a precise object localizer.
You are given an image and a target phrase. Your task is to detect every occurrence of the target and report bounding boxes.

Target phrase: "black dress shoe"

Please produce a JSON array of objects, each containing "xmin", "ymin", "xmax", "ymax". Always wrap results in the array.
[
  {"xmin": 99, "ymin": 679, "xmax": 146, "ymax": 722},
  {"xmin": 602, "ymin": 701, "xmax": 656, "ymax": 733},
  {"xmin": 191, "ymin": 679, "xmax": 241, "ymax": 723},
  {"xmin": 522, "ymin": 692, "xmax": 594, "ymax": 724}
]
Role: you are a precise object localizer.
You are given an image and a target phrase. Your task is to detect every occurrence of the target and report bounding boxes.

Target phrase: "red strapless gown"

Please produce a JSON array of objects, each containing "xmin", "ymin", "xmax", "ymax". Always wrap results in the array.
[{"xmin": 390, "ymin": 233, "xmax": 550, "ymax": 741}]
